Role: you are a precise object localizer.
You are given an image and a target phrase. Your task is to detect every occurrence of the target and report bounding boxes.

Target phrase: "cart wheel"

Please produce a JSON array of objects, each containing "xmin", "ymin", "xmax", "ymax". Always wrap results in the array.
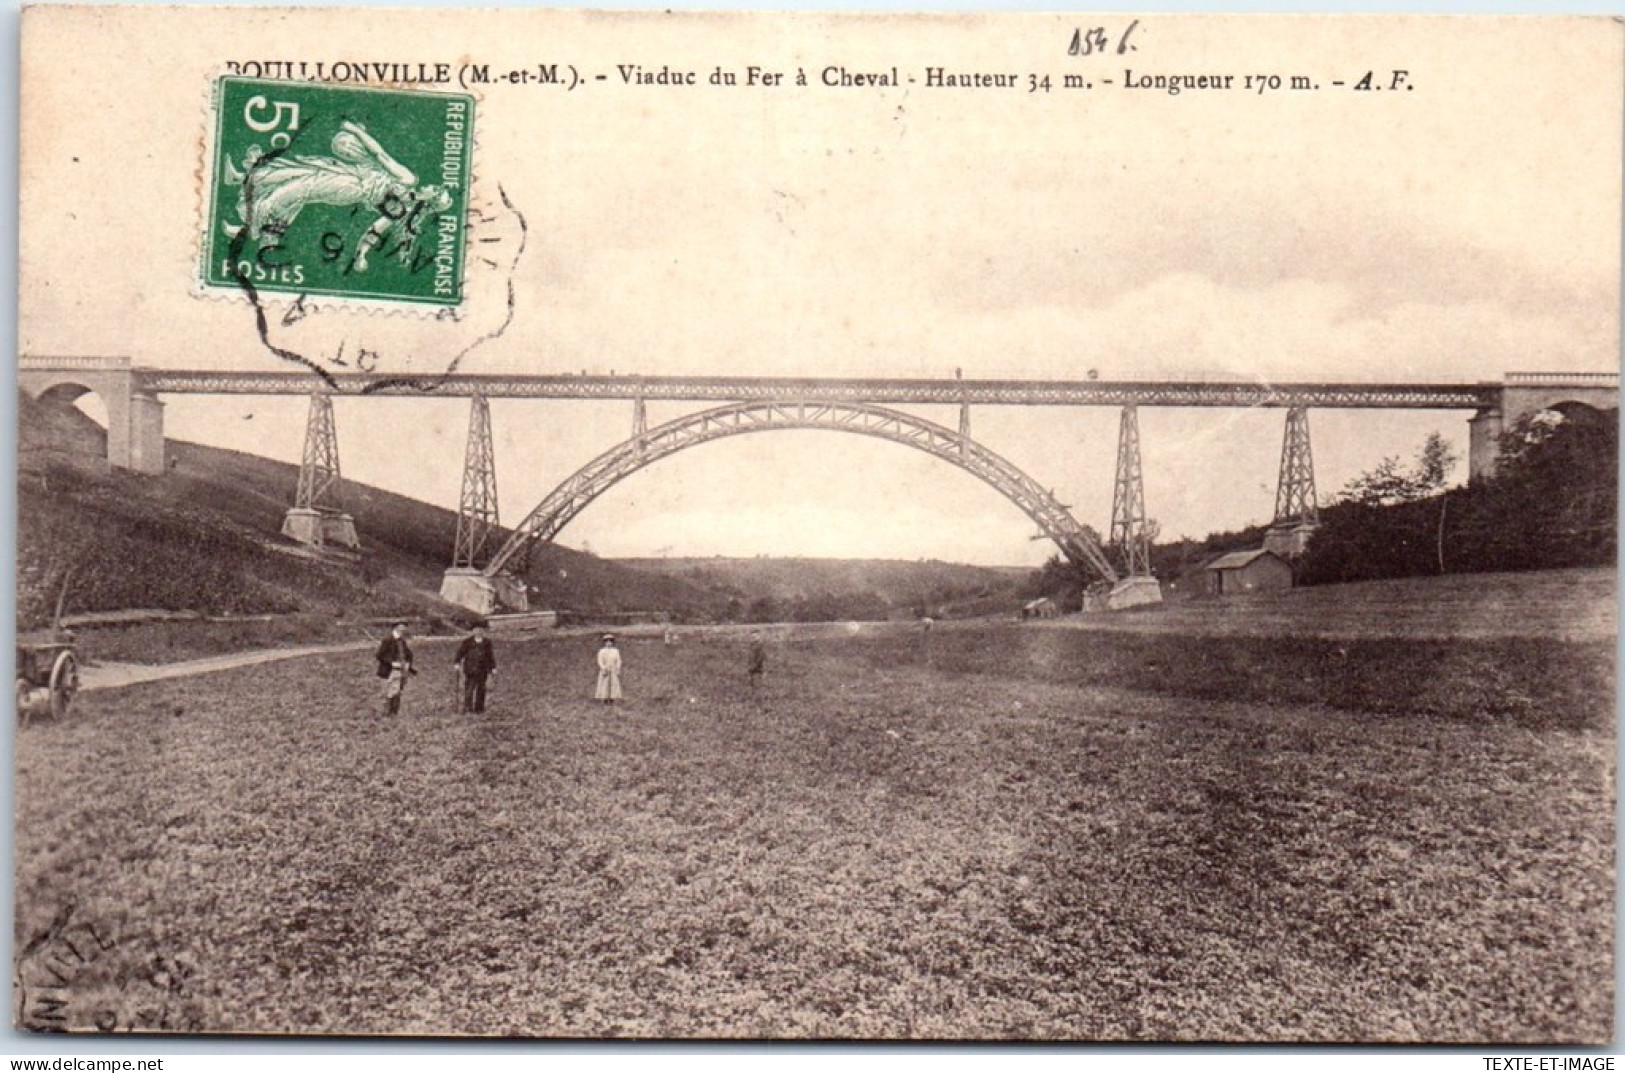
[
  {"xmin": 48, "ymin": 651, "xmax": 78, "ymax": 720},
  {"xmin": 16, "ymin": 678, "xmax": 32, "ymax": 728}
]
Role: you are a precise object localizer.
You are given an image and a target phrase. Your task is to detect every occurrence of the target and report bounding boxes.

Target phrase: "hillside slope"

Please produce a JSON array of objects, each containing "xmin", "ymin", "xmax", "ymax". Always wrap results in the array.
[{"xmin": 16, "ymin": 395, "xmax": 719, "ymax": 628}]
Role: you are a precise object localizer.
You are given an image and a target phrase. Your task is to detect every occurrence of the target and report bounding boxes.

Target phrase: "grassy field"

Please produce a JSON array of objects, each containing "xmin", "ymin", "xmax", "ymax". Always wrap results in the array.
[{"xmin": 14, "ymin": 580, "xmax": 1615, "ymax": 1041}]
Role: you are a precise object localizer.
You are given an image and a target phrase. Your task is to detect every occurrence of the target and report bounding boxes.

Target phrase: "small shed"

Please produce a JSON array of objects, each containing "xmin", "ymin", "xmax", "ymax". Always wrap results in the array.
[
  {"xmin": 1021, "ymin": 597, "xmax": 1059, "ymax": 619},
  {"xmin": 1202, "ymin": 549, "xmax": 1294, "ymax": 596}
]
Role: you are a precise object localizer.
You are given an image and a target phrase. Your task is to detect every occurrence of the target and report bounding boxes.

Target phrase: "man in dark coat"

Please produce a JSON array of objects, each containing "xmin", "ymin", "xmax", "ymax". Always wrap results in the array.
[
  {"xmin": 453, "ymin": 622, "xmax": 497, "ymax": 714},
  {"xmin": 375, "ymin": 622, "xmax": 416, "ymax": 716}
]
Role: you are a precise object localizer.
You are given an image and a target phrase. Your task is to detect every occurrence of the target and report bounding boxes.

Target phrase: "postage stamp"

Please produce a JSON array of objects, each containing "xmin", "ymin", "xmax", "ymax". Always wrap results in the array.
[{"xmin": 201, "ymin": 77, "xmax": 475, "ymax": 307}]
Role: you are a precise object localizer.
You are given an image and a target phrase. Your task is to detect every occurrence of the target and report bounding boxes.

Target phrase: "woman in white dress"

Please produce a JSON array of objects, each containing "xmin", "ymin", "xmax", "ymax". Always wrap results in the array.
[{"xmin": 595, "ymin": 635, "xmax": 623, "ymax": 705}]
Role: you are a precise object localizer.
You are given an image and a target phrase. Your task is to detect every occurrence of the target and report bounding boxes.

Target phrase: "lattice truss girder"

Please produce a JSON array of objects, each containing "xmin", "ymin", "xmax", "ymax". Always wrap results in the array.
[
  {"xmin": 1274, "ymin": 406, "xmax": 1320, "ymax": 526},
  {"xmin": 452, "ymin": 395, "xmax": 501, "ymax": 569},
  {"xmin": 484, "ymin": 401, "xmax": 1119, "ymax": 583},
  {"xmin": 294, "ymin": 393, "xmax": 344, "ymax": 512},
  {"xmin": 136, "ymin": 371, "xmax": 1504, "ymax": 410},
  {"xmin": 1109, "ymin": 405, "xmax": 1152, "ymax": 577}
]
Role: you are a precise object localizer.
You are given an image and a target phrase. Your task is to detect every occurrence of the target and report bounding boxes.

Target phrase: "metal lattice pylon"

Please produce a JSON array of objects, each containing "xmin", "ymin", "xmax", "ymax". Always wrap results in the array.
[
  {"xmin": 452, "ymin": 395, "xmax": 502, "ymax": 570},
  {"xmin": 1109, "ymin": 404, "xmax": 1152, "ymax": 577},
  {"xmin": 293, "ymin": 393, "xmax": 344, "ymax": 512},
  {"xmin": 1274, "ymin": 406, "xmax": 1320, "ymax": 526}
]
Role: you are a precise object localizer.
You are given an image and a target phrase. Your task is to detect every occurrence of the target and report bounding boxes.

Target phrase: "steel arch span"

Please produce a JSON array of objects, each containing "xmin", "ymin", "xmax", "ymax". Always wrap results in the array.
[{"xmin": 483, "ymin": 400, "xmax": 1119, "ymax": 583}]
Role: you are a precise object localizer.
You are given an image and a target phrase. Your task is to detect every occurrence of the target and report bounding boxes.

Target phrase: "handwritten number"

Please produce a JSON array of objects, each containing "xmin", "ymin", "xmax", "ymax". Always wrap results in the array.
[
  {"xmin": 1069, "ymin": 28, "xmax": 1109, "ymax": 56},
  {"xmin": 1069, "ymin": 21, "xmax": 1138, "ymax": 58},
  {"xmin": 1117, "ymin": 18, "xmax": 1139, "ymax": 54}
]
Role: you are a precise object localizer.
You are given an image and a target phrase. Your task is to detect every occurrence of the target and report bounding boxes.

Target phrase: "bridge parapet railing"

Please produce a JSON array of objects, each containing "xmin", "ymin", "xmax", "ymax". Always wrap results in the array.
[
  {"xmin": 1504, "ymin": 371, "xmax": 1619, "ymax": 387},
  {"xmin": 124, "ymin": 371, "xmax": 1503, "ymax": 408},
  {"xmin": 18, "ymin": 355, "xmax": 132, "ymax": 371}
]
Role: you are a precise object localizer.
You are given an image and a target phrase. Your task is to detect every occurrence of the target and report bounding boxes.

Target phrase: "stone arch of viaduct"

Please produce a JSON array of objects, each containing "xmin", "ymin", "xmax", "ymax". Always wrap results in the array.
[
  {"xmin": 19, "ymin": 358, "xmax": 166, "ymax": 474},
  {"xmin": 1467, "ymin": 372, "xmax": 1621, "ymax": 478}
]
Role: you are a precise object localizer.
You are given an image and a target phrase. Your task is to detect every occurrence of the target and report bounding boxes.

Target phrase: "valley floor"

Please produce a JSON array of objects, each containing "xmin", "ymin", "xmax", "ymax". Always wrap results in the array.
[{"xmin": 14, "ymin": 572, "xmax": 1615, "ymax": 1041}]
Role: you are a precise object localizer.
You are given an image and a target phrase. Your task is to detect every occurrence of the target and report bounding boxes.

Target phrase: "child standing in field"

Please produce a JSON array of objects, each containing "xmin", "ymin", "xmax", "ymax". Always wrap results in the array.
[
  {"xmin": 595, "ymin": 634, "xmax": 623, "ymax": 705},
  {"xmin": 747, "ymin": 630, "xmax": 766, "ymax": 691}
]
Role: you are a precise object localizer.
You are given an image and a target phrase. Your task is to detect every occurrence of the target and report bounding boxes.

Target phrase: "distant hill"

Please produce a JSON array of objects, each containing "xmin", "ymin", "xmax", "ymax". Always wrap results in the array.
[{"xmin": 617, "ymin": 556, "xmax": 1029, "ymax": 621}]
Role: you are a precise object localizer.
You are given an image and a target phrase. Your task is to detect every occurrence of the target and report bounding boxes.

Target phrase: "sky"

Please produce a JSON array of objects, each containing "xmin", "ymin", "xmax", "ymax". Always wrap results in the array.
[{"xmin": 18, "ymin": 9, "xmax": 1623, "ymax": 566}]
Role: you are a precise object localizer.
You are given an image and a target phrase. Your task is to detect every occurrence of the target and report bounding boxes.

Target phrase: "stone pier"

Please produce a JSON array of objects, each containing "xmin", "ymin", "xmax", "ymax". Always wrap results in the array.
[{"xmin": 440, "ymin": 569, "xmax": 528, "ymax": 615}]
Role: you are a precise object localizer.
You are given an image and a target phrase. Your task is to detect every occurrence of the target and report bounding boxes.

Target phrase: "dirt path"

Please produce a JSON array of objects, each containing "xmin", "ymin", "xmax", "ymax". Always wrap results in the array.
[
  {"xmin": 74, "ymin": 627, "xmax": 659, "ymax": 693},
  {"xmin": 80, "ymin": 640, "xmax": 381, "ymax": 692}
]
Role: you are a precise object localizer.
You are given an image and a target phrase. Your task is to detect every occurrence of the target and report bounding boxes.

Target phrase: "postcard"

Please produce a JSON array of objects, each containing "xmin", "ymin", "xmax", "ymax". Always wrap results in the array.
[{"xmin": 13, "ymin": 6, "xmax": 1620, "ymax": 1041}]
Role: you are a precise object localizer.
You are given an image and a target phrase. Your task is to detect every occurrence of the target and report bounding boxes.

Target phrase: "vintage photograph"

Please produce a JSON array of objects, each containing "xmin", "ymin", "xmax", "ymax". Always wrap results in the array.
[{"xmin": 12, "ymin": 7, "xmax": 1619, "ymax": 1041}]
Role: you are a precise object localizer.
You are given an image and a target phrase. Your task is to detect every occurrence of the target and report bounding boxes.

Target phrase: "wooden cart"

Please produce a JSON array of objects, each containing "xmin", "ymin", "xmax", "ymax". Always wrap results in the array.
[{"xmin": 15, "ymin": 639, "xmax": 79, "ymax": 725}]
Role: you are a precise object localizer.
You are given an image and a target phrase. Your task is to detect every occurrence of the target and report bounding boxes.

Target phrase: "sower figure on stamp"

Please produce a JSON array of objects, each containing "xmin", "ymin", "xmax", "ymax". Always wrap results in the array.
[
  {"xmin": 224, "ymin": 120, "xmax": 453, "ymax": 274},
  {"xmin": 595, "ymin": 635, "xmax": 623, "ymax": 706},
  {"xmin": 375, "ymin": 621, "xmax": 416, "ymax": 716},
  {"xmin": 453, "ymin": 621, "xmax": 497, "ymax": 715}
]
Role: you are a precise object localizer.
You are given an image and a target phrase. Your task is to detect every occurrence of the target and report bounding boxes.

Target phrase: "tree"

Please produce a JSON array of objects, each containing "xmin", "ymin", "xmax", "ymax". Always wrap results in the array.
[
  {"xmin": 1303, "ymin": 431, "xmax": 1463, "ymax": 583},
  {"xmin": 1481, "ymin": 409, "xmax": 1617, "ymax": 568},
  {"xmin": 1414, "ymin": 432, "xmax": 1458, "ymax": 494},
  {"xmin": 1303, "ymin": 413, "xmax": 1615, "ymax": 584},
  {"xmin": 1339, "ymin": 432, "xmax": 1457, "ymax": 507},
  {"xmin": 1026, "ymin": 554, "xmax": 1088, "ymax": 610}
]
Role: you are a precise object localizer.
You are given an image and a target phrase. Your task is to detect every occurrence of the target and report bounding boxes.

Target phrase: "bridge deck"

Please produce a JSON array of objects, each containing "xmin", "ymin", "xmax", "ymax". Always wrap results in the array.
[{"xmin": 125, "ymin": 370, "xmax": 1505, "ymax": 409}]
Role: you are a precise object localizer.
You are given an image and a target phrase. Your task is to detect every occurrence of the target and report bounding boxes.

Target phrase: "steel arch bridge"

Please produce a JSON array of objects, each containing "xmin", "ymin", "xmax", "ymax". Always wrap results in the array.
[{"xmin": 481, "ymin": 399, "xmax": 1120, "ymax": 583}]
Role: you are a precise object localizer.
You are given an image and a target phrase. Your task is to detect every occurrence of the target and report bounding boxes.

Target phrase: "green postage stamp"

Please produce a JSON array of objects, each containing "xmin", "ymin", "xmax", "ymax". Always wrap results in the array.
[{"xmin": 202, "ymin": 77, "xmax": 474, "ymax": 307}]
